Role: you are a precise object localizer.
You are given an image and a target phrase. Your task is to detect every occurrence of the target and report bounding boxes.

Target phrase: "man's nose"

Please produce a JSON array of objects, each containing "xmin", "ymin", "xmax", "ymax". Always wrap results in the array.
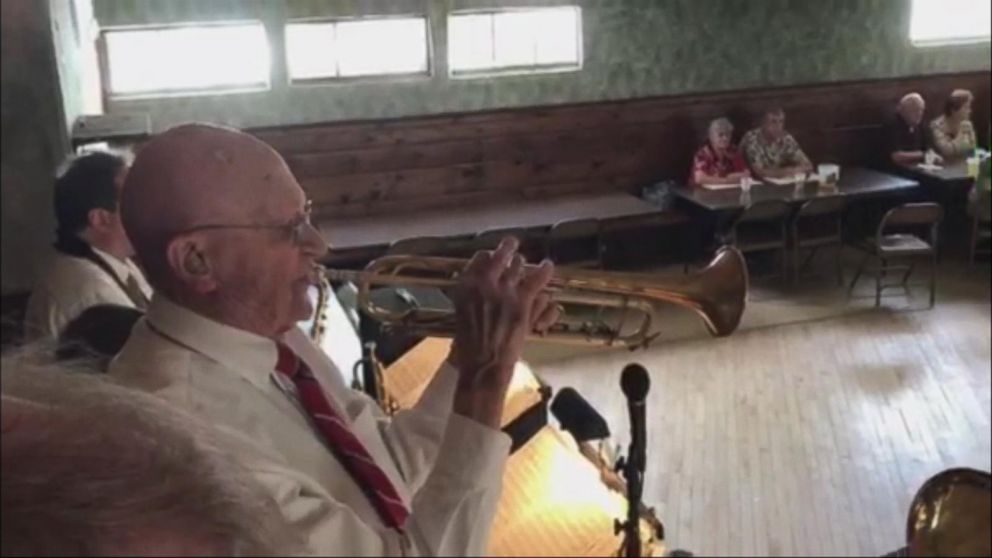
[{"xmin": 299, "ymin": 221, "xmax": 329, "ymax": 257}]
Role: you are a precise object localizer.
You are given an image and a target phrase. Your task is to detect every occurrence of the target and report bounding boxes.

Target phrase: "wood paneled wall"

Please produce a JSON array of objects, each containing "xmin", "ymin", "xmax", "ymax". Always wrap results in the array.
[{"xmin": 251, "ymin": 72, "xmax": 990, "ymax": 220}]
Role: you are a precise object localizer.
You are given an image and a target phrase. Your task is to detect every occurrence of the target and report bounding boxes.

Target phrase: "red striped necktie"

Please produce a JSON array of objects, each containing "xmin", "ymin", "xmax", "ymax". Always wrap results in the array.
[{"xmin": 274, "ymin": 343, "xmax": 410, "ymax": 530}]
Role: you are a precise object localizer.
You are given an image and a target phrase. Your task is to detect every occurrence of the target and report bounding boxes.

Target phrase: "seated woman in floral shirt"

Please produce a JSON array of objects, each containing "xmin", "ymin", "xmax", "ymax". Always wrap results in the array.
[
  {"xmin": 930, "ymin": 89, "xmax": 977, "ymax": 161},
  {"xmin": 690, "ymin": 117, "xmax": 751, "ymax": 187}
]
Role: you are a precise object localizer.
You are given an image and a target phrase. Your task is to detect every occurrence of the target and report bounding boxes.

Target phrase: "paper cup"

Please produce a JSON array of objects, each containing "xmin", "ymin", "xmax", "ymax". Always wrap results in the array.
[{"xmin": 818, "ymin": 164, "xmax": 840, "ymax": 184}]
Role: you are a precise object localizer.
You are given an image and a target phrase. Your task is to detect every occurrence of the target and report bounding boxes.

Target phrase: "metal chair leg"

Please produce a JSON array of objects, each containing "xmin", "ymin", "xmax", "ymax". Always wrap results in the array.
[
  {"xmin": 779, "ymin": 246, "xmax": 792, "ymax": 285},
  {"xmin": 848, "ymin": 252, "xmax": 870, "ymax": 298},
  {"xmin": 875, "ymin": 257, "xmax": 887, "ymax": 308},
  {"xmin": 971, "ymin": 218, "xmax": 979, "ymax": 266},
  {"xmin": 900, "ymin": 263, "xmax": 915, "ymax": 286},
  {"xmin": 793, "ymin": 246, "xmax": 822, "ymax": 287},
  {"xmin": 929, "ymin": 254, "xmax": 937, "ymax": 309},
  {"xmin": 835, "ymin": 244, "xmax": 844, "ymax": 287},
  {"xmin": 792, "ymin": 244, "xmax": 800, "ymax": 285},
  {"xmin": 799, "ymin": 248, "xmax": 817, "ymax": 275},
  {"xmin": 875, "ymin": 268, "xmax": 883, "ymax": 307}
]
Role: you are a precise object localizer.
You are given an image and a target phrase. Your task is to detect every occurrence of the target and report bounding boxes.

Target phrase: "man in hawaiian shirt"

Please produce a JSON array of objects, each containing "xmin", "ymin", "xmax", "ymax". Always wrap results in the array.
[{"xmin": 741, "ymin": 108, "xmax": 813, "ymax": 179}]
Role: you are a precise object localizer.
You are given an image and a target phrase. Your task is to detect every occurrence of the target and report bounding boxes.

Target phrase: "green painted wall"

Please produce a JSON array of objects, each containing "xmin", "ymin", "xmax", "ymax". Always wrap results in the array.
[{"xmin": 93, "ymin": 0, "xmax": 991, "ymax": 131}]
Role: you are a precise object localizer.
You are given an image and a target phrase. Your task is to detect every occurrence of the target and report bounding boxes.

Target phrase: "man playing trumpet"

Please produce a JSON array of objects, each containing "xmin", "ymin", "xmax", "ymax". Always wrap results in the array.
[{"xmin": 108, "ymin": 123, "xmax": 560, "ymax": 556}]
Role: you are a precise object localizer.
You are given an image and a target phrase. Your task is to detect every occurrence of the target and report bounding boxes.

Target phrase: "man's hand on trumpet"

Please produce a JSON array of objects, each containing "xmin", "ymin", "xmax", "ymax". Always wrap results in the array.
[{"xmin": 448, "ymin": 237, "xmax": 559, "ymax": 428}]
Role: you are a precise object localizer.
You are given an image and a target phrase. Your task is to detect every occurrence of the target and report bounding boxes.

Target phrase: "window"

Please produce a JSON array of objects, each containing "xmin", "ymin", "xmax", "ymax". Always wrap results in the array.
[
  {"xmin": 285, "ymin": 17, "xmax": 429, "ymax": 81},
  {"xmin": 448, "ymin": 7, "xmax": 581, "ymax": 77},
  {"xmin": 102, "ymin": 23, "xmax": 270, "ymax": 97},
  {"xmin": 910, "ymin": 0, "xmax": 991, "ymax": 46},
  {"xmin": 70, "ymin": 0, "xmax": 103, "ymax": 113}
]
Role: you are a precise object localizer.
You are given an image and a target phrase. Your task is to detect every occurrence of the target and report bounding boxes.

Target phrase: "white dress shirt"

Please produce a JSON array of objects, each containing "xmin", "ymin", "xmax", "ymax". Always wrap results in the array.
[
  {"xmin": 108, "ymin": 296, "xmax": 512, "ymax": 556},
  {"xmin": 24, "ymin": 246, "xmax": 153, "ymax": 340}
]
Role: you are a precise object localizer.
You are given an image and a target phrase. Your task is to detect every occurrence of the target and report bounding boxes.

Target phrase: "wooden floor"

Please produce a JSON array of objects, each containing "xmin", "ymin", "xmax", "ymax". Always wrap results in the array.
[{"xmin": 535, "ymin": 264, "xmax": 991, "ymax": 557}]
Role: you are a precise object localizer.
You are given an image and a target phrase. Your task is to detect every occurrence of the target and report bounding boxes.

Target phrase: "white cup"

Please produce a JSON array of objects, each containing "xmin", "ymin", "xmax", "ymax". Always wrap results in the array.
[
  {"xmin": 925, "ymin": 150, "xmax": 937, "ymax": 166},
  {"xmin": 740, "ymin": 176, "xmax": 752, "ymax": 193},
  {"xmin": 967, "ymin": 157, "xmax": 980, "ymax": 179},
  {"xmin": 817, "ymin": 163, "xmax": 840, "ymax": 185}
]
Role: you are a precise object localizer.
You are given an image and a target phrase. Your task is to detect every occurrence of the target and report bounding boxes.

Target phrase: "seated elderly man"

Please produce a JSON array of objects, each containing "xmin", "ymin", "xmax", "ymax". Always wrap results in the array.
[
  {"xmin": 1, "ymin": 352, "xmax": 302, "ymax": 556},
  {"xmin": 108, "ymin": 124, "xmax": 558, "ymax": 556},
  {"xmin": 25, "ymin": 151, "xmax": 152, "ymax": 341},
  {"xmin": 740, "ymin": 107, "xmax": 813, "ymax": 179},
  {"xmin": 885, "ymin": 92, "xmax": 937, "ymax": 166}
]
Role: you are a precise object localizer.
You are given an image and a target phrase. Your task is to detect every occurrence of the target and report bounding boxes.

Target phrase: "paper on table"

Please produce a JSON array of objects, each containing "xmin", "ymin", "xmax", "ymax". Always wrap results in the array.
[
  {"xmin": 766, "ymin": 176, "xmax": 801, "ymax": 186},
  {"xmin": 917, "ymin": 163, "xmax": 943, "ymax": 171},
  {"xmin": 701, "ymin": 182, "xmax": 741, "ymax": 190}
]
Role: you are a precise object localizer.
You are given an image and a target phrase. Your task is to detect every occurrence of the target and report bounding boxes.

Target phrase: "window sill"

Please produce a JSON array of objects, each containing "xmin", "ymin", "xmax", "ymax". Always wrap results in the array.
[
  {"xmin": 910, "ymin": 37, "xmax": 991, "ymax": 48},
  {"xmin": 108, "ymin": 84, "xmax": 271, "ymax": 102},
  {"xmin": 449, "ymin": 64, "xmax": 582, "ymax": 81},
  {"xmin": 289, "ymin": 72, "xmax": 433, "ymax": 87}
]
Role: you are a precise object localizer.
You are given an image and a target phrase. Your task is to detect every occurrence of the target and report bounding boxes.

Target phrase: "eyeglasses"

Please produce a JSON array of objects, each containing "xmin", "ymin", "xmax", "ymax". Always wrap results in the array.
[{"xmin": 176, "ymin": 200, "xmax": 315, "ymax": 245}]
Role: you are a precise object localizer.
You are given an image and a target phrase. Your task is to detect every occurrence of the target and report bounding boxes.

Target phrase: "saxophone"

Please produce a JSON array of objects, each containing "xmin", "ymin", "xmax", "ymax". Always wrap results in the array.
[{"xmin": 310, "ymin": 275, "xmax": 399, "ymax": 415}]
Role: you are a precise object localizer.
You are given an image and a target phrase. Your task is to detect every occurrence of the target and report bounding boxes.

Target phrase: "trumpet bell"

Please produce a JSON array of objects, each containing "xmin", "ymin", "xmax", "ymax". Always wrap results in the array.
[{"xmin": 906, "ymin": 467, "xmax": 991, "ymax": 557}]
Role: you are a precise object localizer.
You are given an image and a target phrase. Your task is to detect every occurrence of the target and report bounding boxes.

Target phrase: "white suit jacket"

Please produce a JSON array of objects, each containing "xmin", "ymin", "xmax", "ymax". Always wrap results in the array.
[
  {"xmin": 25, "ymin": 247, "xmax": 152, "ymax": 340},
  {"xmin": 108, "ymin": 296, "xmax": 511, "ymax": 556}
]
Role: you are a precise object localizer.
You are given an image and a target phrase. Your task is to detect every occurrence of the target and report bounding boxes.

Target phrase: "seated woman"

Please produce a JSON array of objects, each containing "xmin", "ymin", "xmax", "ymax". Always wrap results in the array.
[
  {"xmin": 930, "ymin": 89, "xmax": 977, "ymax": 161},
  {"xmin": 690, "ymin": 118, "xmax": 751, "ymax": 187}
]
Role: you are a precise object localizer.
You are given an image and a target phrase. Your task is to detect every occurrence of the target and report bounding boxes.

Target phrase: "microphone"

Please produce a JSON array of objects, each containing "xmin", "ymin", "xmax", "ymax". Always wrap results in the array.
[
  {"xmin": 551, "ymin": 387, "xmax": 611, "ymax": 443},
  {"xmin": 620, "ymin": 363, "xmax": 649, "ymax": 473}
]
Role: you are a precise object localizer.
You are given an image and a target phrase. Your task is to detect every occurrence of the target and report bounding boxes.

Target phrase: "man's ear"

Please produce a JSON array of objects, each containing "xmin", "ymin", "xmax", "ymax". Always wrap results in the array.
[{"xmin": 165, "ymin": 236, "xmax": 218, "ymax": 294}]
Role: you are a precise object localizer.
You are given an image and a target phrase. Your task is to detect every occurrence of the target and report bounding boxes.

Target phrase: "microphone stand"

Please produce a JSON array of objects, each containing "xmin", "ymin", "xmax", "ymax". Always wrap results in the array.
[
  {"xmin": 614, "ymin": 442, "xmax": 645, "ymax": 557},
  {"xmin": 615, "ymin": 363, "xmax": 651, "ymax": 558},
  {"xmin": 551, "ymin": 387, "xmax": 664, "ymax": 556}
]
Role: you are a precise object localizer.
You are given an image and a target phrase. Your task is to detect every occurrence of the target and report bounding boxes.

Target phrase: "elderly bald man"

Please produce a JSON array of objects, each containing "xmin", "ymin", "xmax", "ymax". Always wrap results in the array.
[
  {"xmin": 107, "ymin": 123, "xmax": 558, "ymax": 556},
  {"xmin": 885, "ymin": 92, "xmax": 939, "ymax": 166}
]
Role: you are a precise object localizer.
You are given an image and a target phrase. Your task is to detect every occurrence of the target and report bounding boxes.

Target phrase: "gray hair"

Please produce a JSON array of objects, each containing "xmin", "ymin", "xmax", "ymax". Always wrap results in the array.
[
  {"xmin": 1, "ymin": 350, "xmax": 303, "ymax": 556},
  {"xmin": 708, "ymin": 117, "xmax": 734, "ymax": 136},
  {"xmin": 899, "ymin": 92, "xmax": 925, "ymax": 109}
]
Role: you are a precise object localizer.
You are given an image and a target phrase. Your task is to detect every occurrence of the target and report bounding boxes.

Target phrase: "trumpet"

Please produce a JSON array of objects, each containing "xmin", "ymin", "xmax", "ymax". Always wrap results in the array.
[{"xmin": 324, "ymin": 246, "xmax": 748, "ymax": 349}]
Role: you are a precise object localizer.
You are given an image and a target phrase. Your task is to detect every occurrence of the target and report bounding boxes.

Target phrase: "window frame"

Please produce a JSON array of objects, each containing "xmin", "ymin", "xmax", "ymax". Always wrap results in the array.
[
  {"xmin": 97, "ymin": 20, "xmax": 272, "ymax": 101},
  {"xmin": 447, "ymin": 6, "xmax": 583, "ymax": 79},
  {"xmin": 283, "ymin": 14, "xmax": 433, "ymax": 86},
  {"xmin": 909, "ymin": 0, "xmax": 991, "ymax": 47}
]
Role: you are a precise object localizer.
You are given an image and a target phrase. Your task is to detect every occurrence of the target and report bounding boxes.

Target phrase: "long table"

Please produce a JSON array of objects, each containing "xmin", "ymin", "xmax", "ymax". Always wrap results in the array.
[
  {"xmin": 670, "ymin": 166, "xmax": 919, "ymax": 212},
  {"xmin": 894, "ymin": 159, "xmax": 979, "ymax": 253},
  {"xmin": 896, "ymin": 159, "xmax": 973, "ymax": 189},
  {"xmin": 320, "ymin": 192, "xmax": 673, "ymax": 252}
]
